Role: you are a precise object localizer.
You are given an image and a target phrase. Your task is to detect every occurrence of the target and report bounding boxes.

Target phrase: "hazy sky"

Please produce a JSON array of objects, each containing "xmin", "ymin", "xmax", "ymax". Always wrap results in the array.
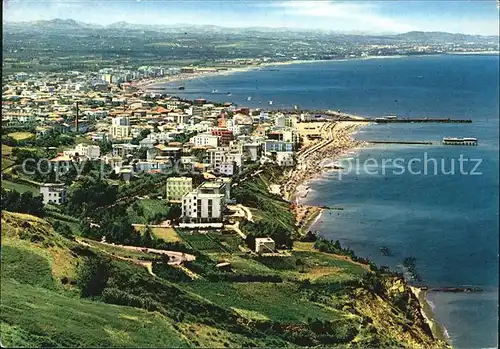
[{"xmin": 3, "ymin": 0, "xmax": 500, "ymax": 35}]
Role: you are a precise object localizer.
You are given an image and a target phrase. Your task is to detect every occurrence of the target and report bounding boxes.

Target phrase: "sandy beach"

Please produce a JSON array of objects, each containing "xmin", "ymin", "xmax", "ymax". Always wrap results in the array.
[
  {"xmin": 282, "ymin": 120, "xmax": 368, "ymax": 233},
  {"xmin": 283, "ymin": 120, "xmax": 367, "ymax": 202},
  {"xmin": 133, "ymin": 51, "xmax": 499, "ymax": 92},
  {"xmin": 410, "ymin": 286, "xmax": 451, "ymax": 345},
  {"xmin": 287, "ymin": 120, "xmax": 451, "ymax": 346},
  {"xmin": 136, "ymin": 54, "xmax": 443, "ymax": 92},
  {"xmin": 136, "ymin": 59, "xmax": 327, "ymax": 91}
]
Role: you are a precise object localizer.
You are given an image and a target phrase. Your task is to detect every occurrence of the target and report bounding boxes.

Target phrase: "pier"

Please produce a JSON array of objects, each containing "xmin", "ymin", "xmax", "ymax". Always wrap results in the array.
[
  {"xmin": 425, "ymin": 286, "xmax": 484, "ymax": 293},
  {"xmin": 366, "ymin": 140, "xmax": 434, "ymax": 145},
  {"xmin": 287, "ymin": 111, "xmax": 472, "ymax": 123},
  {"xmin": 442, "ymin": 137, "xmax": 478, "ymax": 146},
  {"xmin": 372, "ymin": 118, "xmax": 472, "ymax": 124}
]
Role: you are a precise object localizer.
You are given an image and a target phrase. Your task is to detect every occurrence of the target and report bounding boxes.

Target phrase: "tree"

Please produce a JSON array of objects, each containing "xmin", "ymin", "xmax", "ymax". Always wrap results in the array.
[
  {"xmin": 1, "ymin": 189, "xmax": 44, "ymax": 217},
  {"xmin": 66, "ymin": 176, "xmax": 117, "ymax": 217},
  {"xmin": 98, "ymin": 139, "xmax": 113, "ymax": 155},
  {"xmin": 166, "ymin": 205, "xmax": 181, "ymax": 222},
  {"xmin": 52, "ymin": 220, "xmax": 73, "ymax": 238},
  {"xmin": 161, "ymin": 254, "xmax": 170, "ymax": 264},
  {"xmin": 141, "ymin": 226, "xmax": 153, "ymax": 247},
  {"xmin": 77, "ymin": 254, "xmax": 111, "ymax": 298}
]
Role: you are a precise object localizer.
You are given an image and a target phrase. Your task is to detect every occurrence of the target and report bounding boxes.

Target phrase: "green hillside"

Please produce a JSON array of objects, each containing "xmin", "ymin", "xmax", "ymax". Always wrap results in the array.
[{"xmin": 1, "ymin": 208, "xmax": 449, "ymax": 348}]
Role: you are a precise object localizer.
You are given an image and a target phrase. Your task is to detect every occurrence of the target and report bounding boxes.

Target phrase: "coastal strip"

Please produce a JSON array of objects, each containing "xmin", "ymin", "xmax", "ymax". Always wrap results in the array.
[
  {"xmin": 283, "ymin": 117, "xmax": 452, "ymax": 346},
  {"xmin": 410, "ymin": 286, "xmax": 451, "ymax": 344},
  {"xmin": 138, "ymin": 53, "xmax": 498, "ymax": 92},
  {"xmin": 283, "ymin": 120, "xmax": 367, "ymax": 202}
]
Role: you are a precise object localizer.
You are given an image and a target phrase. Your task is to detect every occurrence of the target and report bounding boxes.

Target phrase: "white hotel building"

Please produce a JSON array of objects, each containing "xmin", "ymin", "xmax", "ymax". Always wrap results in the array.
[{"xmin": 181, "ymin": 179, "xmax": 231, "ymax": 223}]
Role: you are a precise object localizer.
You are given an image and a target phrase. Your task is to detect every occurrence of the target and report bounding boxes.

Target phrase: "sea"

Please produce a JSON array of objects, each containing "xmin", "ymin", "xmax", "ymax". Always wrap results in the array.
[{"xmin": 156, "ymin": 54, "xmax": 499, "ymax": 348}]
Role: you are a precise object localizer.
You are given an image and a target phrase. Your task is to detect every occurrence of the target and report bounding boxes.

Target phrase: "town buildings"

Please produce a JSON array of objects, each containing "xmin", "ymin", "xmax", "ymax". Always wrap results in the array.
[{"xmin": 63, "ymin": 143, "xmax": 101, "ymax": 160}]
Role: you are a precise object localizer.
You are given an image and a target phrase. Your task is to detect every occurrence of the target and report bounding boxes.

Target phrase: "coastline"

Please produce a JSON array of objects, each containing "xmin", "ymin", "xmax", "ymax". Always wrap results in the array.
[
  {"xmin": 136, "ymin": 59, "xmax": 327, "ymax": 90},
  {"xmin": 283, "ymin": 121, "xmax": 367, "ymax": 202},
  {"xmin": 447, "ymin": 50, "xmax": 500, "ymax": 55},
  {"xmin": 285, "ymin": 120, "xmax": 451, "ymax": 346},
  {"xmin": 138, "ymin": 57, "xmax": 405, "ymax": 91},
  {"xmin": 410, "ymin": 286, "xmax": 451, "ymax": 345},
  {"xmin": 136, "ymin": 51, "xmax": 499, "ymax": 92}
]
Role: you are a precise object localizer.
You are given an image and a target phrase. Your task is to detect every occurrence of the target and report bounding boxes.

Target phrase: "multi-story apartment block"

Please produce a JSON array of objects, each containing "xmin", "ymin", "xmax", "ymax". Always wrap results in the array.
[
  {"xmin": 166, "ymin": 177, "xmax": 193, "ymax": 202},
  {"xmin": 181, "ymin": 190, "xmax": 225, "ymax": 222},
  {"xmin": 264, "ymin": 140, "xmax": 294, "ymax": 154},
  {"xmin": 281, "ymin": 129, "xmax": 300, "ymax": 145},
  {"xmin": 219, "ymin": 162, "xmax": 235, "ymax": 176},
  {"xmin": 112, "ymin": 143, "xmax": 139, "ymax": 158},
  {"xmin": 190, "ymin": 133, "xmax": 219, "ymax": 147},
  {"xmin": 39, "ymin": 183, "xmax": 67, "ymax": 205},
  {"xmin": 109, "ymin": 116, "xmax": 131, "ymax": 140},
  {"xmin": 211, "ymin": 128, "xmax": 233, "ymax": 146},
  {"xmin": 181, "ymin": 178, "xmax": 231, "ymax": 222}
]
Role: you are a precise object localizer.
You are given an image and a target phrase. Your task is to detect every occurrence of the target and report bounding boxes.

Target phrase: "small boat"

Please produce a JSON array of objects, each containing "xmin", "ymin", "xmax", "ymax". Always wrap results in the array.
[
  {"xmin": 269, "ymin": 100, "xmax": 273, "ymax": 105},
  {"xmin": 178, "ymin": 86, "xmax": 185, "ymax": 90},
  {"xmin": 247, "ymin": 96, "xmax": 252, "ymax": 101},
  {"xmin": 227, "ymin": 92, "xmax": 232, "ymax": 96},
  {"xmin": 212, "ymin": 89, "xmax": 218, "ymax": 93}
]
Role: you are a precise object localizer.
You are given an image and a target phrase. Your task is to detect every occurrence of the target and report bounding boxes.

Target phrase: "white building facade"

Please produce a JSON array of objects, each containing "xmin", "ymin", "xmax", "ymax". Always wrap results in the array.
[{"xmin": 39, "ymin": 183, "xmax": 67, "ymax": 205}]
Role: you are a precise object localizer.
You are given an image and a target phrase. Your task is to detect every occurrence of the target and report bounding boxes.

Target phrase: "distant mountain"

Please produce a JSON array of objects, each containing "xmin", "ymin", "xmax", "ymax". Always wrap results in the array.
[
  {"xmin": 4, "ymin": 18, "xmax": 98, "ymax": 31},
  {"xmin": 395, "ymin": 31, "xmax": 497, "ymax": 43},
  {"xmin": 106, "ymin": 21, "xmax": 152, "ymax": 30},
  {"xmin": 3, "ymin": 19, "xmax": 498, "ymax": 42}
]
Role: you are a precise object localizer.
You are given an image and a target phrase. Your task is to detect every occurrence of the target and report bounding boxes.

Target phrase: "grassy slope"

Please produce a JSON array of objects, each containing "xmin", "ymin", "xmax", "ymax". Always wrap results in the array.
[
  {"xmin": 1, "ymin": 211, "xmax": 188, "ymax": 348},
  {"xmin": 1, "ymin": 180, "xmax": 39, "ymax": 194},
  {"xmin": 1, "ymin": 281, "xmax": 188, "ymax": 348},
  {"xmin": 1, "ymin": 202, "xmax": 449, "ymax": 348}
]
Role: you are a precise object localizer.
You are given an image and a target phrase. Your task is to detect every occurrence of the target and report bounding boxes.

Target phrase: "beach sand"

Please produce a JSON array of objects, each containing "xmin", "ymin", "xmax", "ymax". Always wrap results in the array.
[
  {"xmin": 410, "ymin": 286, "xmax": 451, "ymax": 345},
  {"xmin": 137, "ymin": 59, "xmax": 327, "ymax": 91},
  {"xmin": 283, "ymin": 120, "xmax": 367, "ymax": 201}
]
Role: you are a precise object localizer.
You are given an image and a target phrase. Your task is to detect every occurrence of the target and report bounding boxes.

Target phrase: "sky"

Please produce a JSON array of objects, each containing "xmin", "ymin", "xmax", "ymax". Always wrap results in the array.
[{"xmin": 3, "ymin": 0, "xmax": 500, "ymax": 36}]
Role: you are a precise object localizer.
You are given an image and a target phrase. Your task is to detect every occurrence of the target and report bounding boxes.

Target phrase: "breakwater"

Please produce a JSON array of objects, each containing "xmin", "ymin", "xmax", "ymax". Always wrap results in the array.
[
  {"xmin": 372, "ymin": 118, "xmax": 472, "ymax": 123},
  {"xmin": 366, "ymin": 140, "xmax": 434, "ymax": 145},
  {"xmin": 276, "ymin": 110, "xmax": 472, "ymax": 123}
]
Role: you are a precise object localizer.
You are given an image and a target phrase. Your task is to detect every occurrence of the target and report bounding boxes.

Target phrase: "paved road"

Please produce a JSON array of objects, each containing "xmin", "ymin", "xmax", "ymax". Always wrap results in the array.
[
  {"xmin": 224, "ymin": 221, "xmax": 247, "ymax": 239},
  {"xmin": 237, "ymin": 204, "xmax": 254, "ymax": 222},
  {"xmin": 110, "ymin": 244, "xmax": 196, "ymax": 265},
  {"xmin": 75, "ymin": 237, "xmax": 196, "ymax": 265}
]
